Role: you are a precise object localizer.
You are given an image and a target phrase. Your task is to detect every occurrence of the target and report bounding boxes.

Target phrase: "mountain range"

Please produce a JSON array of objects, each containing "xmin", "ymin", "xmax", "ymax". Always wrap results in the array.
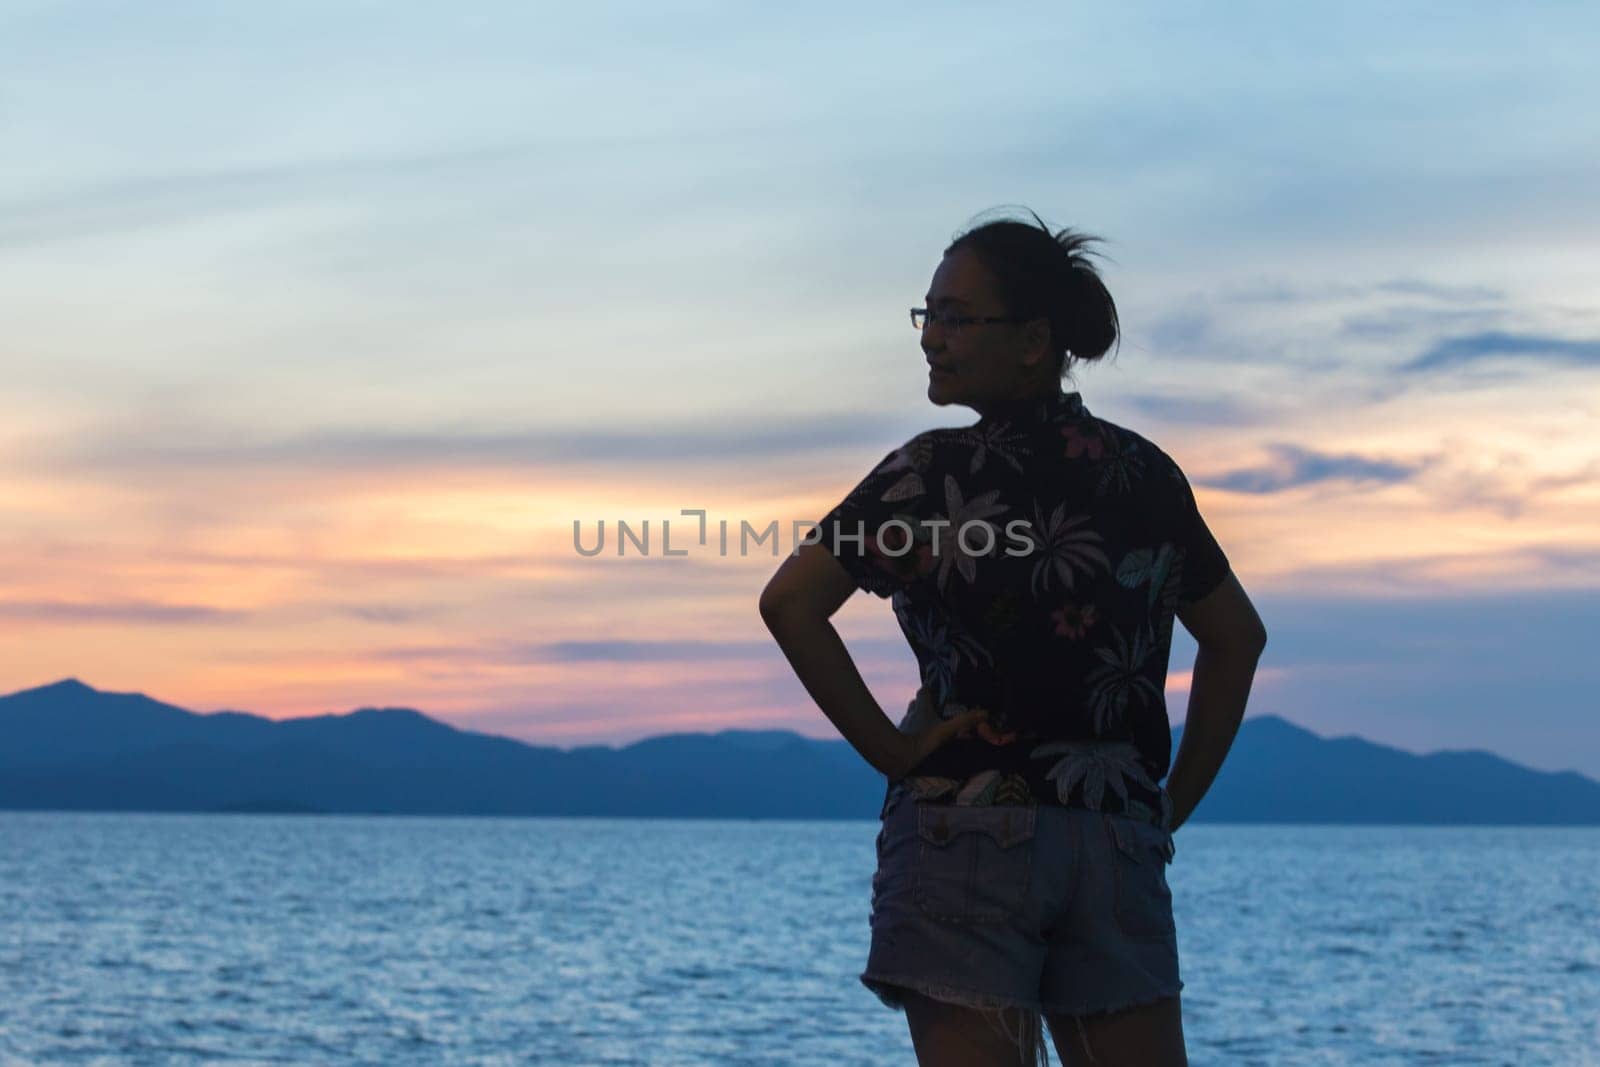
[{"xmin": 3, "ymin": 679, "xmax": 1598, "ymax": 823}]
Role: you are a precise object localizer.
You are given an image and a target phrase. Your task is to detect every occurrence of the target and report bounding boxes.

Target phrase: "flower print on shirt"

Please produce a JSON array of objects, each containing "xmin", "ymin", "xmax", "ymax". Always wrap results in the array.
[
  {"xmin": 815, "ymin": 388, "xmax": 1233, "ymax": 827},
  {"xmin": 862, "ymin": 521, "xmax": 938, "ymax": 588},
  {"xmin": 1061, "ymin": 423, "xmax": 1105, "ymax": 460},
  {"xmin": 1051, "ymin": 601, "xmax": 1099, "ymax": 640}
]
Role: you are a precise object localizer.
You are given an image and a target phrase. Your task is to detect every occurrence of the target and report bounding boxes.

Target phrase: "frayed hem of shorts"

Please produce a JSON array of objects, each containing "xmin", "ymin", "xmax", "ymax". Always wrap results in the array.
[
  {"xmin": 1044, "ymin": 979, "xmax": 1184, "ymax": 1020},
  {"xmin": 861, "ymin": 972, "xmax": 1049, "ymax": 1067},
  {"xmin": 861, "ymin": 970, "xmax": 1041, "ymax": 1013}
]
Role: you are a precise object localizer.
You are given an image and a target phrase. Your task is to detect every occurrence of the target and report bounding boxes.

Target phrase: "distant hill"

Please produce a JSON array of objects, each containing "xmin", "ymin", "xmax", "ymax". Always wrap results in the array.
[{"xmin": 3, "ymin": 679, "xmax": 1599, "ymax": 823}]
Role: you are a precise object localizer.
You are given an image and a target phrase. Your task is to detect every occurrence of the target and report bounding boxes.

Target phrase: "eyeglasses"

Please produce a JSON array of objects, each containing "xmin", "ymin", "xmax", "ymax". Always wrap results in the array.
[{"xmin": 910, "ymin": 307, "xmax": 1026, "ymax": 334}]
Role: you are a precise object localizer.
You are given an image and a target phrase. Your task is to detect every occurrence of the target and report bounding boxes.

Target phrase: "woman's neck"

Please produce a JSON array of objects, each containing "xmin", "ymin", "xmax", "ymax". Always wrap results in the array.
[{"xmin": 972, "ymin": 379, "xmax": 1062, "ymax": 422}]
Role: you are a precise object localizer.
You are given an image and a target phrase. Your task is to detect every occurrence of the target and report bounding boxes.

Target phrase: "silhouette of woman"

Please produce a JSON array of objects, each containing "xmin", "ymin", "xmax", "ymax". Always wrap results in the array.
[{"xmin": 761, "ymin": 209, "xmax": 1267, "ymax": 1065}]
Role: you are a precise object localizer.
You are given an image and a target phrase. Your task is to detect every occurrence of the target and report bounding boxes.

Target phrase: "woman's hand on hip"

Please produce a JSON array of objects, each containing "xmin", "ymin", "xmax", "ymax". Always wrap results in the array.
[{"xmin": 887, "ymin": 701, "xmax": 996, "ymax": 782}]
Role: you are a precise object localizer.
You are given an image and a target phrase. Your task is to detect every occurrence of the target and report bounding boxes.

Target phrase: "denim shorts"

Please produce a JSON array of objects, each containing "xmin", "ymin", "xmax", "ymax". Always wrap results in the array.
[{"xmin": 861, "ymin": 788, "xmax": 1182, "ymax": 1055}]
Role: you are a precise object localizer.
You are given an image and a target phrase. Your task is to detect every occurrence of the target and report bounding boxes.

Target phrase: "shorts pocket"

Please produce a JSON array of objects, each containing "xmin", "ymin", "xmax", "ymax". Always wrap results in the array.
[
  {"xmin": 1108, "ymin": 817, "xmax": 1176, "ymax": 939},
  {"xmin": 913, "ymin": 805, "xmax": 1036, "ymax": 923}
]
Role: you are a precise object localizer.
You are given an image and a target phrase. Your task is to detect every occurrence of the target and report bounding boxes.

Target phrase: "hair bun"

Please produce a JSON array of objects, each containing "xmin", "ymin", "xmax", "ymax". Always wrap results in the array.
[{"xmin": 946, "ymin": 208, "xmax": 1121, "ymax": 374}]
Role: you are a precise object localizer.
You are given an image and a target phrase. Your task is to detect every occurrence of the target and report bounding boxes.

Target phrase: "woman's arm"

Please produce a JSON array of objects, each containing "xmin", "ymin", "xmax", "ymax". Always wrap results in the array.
[
  {"xmin": 1164, "ymin": 571, "xmax": 1268, "ymax": 832},
  {"xmin": 759, "ymin": 544, "xmax": 986, "ymax": 781}
]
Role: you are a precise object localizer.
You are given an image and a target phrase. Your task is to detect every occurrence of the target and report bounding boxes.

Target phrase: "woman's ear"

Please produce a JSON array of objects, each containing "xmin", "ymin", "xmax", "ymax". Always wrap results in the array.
[{"xmin": 1019, "ymin": 317, "xmax": 1052, "ymax": 368}]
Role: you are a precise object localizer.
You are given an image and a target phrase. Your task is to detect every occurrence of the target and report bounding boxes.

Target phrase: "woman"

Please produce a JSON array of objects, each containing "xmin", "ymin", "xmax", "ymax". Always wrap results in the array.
[{"xmin": 759, "ymin": 211, "xmax": 1267, "ymax": 1066}]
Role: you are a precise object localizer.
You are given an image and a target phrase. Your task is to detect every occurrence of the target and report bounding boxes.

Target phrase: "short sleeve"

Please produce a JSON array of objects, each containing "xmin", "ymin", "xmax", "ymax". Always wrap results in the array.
[
  {"xmin": 815, "ymin": 434, "xmax": 939, "ymax": 598},
  {"xmin": 1173, "ymin": 464, "xmax": 1231, "ymax": 606}
]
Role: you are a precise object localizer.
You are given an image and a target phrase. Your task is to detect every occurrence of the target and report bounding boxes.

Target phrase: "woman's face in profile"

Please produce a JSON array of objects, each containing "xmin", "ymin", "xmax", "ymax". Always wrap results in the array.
[{"xmin": 921, "ymin": 247, "xmax": 1040, "ymax": 412}]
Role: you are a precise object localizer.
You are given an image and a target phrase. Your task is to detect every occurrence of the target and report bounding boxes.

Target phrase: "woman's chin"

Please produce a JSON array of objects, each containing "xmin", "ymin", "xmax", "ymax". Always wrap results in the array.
[{"xmin": 927, "ymin": 376, "xmax": 960, "ymax": 405}]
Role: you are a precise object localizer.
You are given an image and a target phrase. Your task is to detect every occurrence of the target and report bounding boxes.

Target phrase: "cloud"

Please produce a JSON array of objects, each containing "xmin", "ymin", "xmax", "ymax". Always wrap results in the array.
[
  {"xmin": 1403, "ymin": 330, "xmax": 1600, "ymax": 373},
  {"xmin": 1197, "ymin": 444, "xmax": 1426, "ymax": 494},
  {"xmin": 527, "ymin": 639, "xmax": 778, "ymax": 663},
  {"xmin": 1421, "ymin": 459, "xmax": 1600, "ymax": 520},
  {"xmin": 1257, "ymin": 544, "xmax": 1600, "ymax": 596},
  {"xmin": 0, "ymin": 600, "xmax": 240, "ymax": 623},
  {"xmin": 1144, "ymin": 310, "xmax": 1215, "ymax": 352},
  {"xmin": 1217, "ymin": 279, "xmax": 1506, "ymax": 306},
  {"xmin": 369, "ymin": 636, "xmax": 909, "ymax": 666},
  {"xmin": 338, "ymin": 604, "xmax": 426, "ymax": 625},
  {"xmin": 1371, "ymin": 280, "xmax": 1503, "ymax": 303},
  {"xmin": 29, "ymin": 411, "xmax": 931, "ymax": 476},
  {"xmin": 1338, "ymin": 305, "xmax": 1504, "ymax": 342},
  {"xmin": 0, "ymin": 146, "xmax": 523, "ymax": 250},
  {"xmin": 0, "ymin": 131, "xmax": 777, "ymax": 250},
  {"xmin": 1115, "ymin": 391, "xmax": 1265, "ymax": 427}
]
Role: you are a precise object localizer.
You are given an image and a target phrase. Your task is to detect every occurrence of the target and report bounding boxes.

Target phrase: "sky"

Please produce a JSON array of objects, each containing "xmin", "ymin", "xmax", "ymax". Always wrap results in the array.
[{"xmin": 2, "ymin": 2, "xmax": 1598, "ymax": 775}]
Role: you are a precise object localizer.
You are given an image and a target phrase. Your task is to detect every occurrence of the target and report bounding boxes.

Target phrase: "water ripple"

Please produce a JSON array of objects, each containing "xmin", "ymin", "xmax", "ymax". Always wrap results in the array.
[{"xmin": 1, "ymin": 814, "xmax": 1597, "ymax": 1065}]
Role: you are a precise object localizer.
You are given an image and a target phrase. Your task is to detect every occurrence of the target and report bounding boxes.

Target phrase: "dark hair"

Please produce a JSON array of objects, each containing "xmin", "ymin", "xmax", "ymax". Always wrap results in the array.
[{"xmin": 944, "ymin": 208, "xmax": 1120, "ymax": 378}]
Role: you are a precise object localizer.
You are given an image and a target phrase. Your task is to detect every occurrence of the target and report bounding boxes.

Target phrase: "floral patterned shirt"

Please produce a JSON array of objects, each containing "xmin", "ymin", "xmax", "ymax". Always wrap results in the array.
[{"xmin": 817, "ymin": 387, "xmax": 1230, "ymax": 828}]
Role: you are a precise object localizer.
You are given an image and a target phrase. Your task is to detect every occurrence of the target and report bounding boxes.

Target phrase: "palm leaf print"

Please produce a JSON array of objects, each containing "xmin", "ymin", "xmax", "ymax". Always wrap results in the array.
[
  {"xmin": 1085, "ymin": 627, "xmax": 1162, "ymax": 734},
  {"xmin": 1029, "ymin": 502, "xmax": 1110, "ymax": 597},
  {"xmin": 955, "ymin": 423, "xmax": 1030, "ymax": 475},
  {"xmin": 1092, "ymin": 425, "xmax": 1147, "ymax": 495},
  {"xmin": 1030, "ymin": 740, "xmax": 1156, "ymax": 810},
  {"xmin": 1151, "ymin": 556, "xmax": 1185, "ymax": 647},
  {"xmin": 843, "ymin": 434, "xmax": 937, "ymax": 510},
  {"xmin": 895, "ymin": 601, "xmax": 993, "ymax": 704},
  {"xmin": 934, "ymin": 475, "xmax": 1009, "ymax": 590},
  {"xmin": 879, "ymin": 435, "xmax": 936, "ymax": 476},
  {"xmin": 955, "ymin": 770, "xmax": 1003, "ymax": 805},
  {"xmin": 1116, "ymin": 544, "xmax": 1178, "ymax": 608},
  {"xmin": 904, "ymin": 776, "xmax": 962, "ymax": 800},
  {"xmin": 880, "ymin": 472, "xmax": 925, "ymax": 502},
  {"xmin": 993, "ymin": 773, "xmax": 1033, "ymax": 806},
  {"xmin": 1122, "ymin": 798, "xmax": 1158, "ymax": 824},
  {"xmin": 905, "ymin": 434, "xmax": 937, "ymax": 471},
  {"xmin": 1115, "ymin": 549, "xmax": 1154, "ymax": 588},
  {"xmin": 838, "ymin": 440, "xmax": 921, "ymax": 512}
]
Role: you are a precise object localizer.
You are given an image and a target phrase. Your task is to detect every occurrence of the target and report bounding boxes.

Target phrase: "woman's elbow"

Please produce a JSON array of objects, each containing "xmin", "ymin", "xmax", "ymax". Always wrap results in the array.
[
  {"xmin": 759, "ymin": 550, "xmax": 854, "ymax": 625},
  {"xmin": 758, "ymin": 585, "xmax": 786, "ymax": 624},
  {"xmin": 1222, "ymin": 624, "xmax": 1268, "ymax": 657},
  {"xmin": 1243, "ymin": 622, "xmax": 1268, "ymax": 653},
  {"xmin": 758, "ymin": 581, "xmax": 802, "ymax": 627}
]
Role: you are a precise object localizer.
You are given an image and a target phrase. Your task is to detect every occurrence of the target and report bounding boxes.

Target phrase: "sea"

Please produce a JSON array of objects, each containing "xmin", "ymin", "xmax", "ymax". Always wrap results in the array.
[{"xmin": 1, "ymin": 813, "xmax": 1597, "ymax": 1066}]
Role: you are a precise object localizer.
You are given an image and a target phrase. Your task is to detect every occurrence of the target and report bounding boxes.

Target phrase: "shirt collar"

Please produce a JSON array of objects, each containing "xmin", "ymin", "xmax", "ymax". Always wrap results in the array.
[{"xmin": 975, "ymin": 386, "xmax": 1088, "ymax": 427}]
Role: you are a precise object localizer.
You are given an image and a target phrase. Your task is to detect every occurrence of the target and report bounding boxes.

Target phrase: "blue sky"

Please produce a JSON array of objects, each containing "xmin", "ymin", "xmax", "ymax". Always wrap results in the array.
[{"xmin": 2, "ymin": 2, "xmax": 1598, "ymax": 774}]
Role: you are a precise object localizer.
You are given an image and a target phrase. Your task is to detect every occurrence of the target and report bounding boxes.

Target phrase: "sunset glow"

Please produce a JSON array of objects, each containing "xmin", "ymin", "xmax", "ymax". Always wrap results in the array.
[{"xmin": 3, "ymin": 4, "xmax": 1597, "ymax": 776}]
